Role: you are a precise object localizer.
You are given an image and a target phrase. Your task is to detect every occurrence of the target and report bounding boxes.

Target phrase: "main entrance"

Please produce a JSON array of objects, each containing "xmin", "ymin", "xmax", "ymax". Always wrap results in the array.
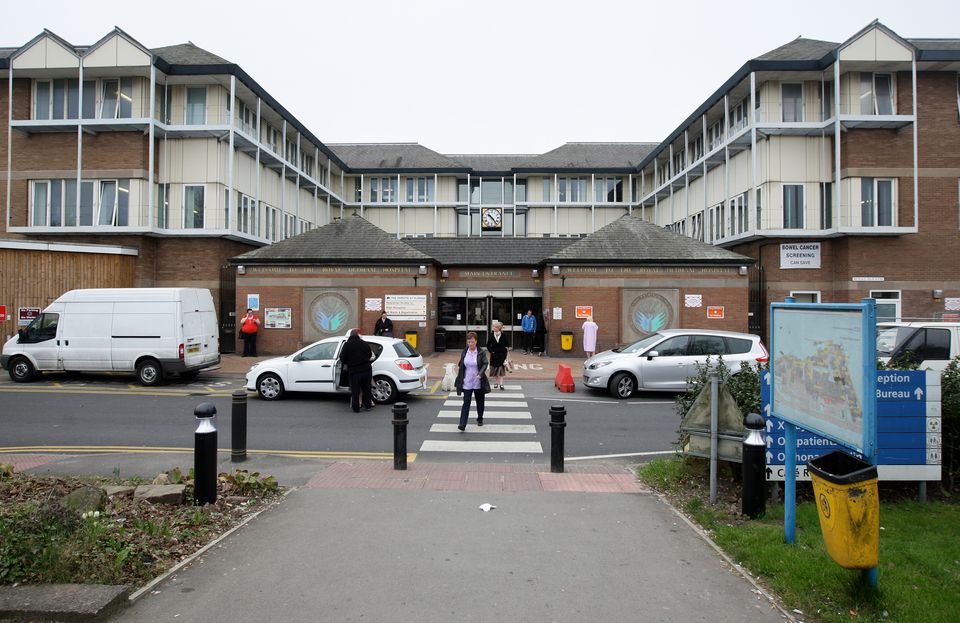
[{"xmin": 438, "ymin": 289, "xmax": 542, "ymax": 350}]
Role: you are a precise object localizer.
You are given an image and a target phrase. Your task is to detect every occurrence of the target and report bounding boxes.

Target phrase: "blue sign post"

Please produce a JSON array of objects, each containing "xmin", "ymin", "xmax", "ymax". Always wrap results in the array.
[{"xmin": 769, "ymin": 297, "xmax": 878, "ymax": 587}]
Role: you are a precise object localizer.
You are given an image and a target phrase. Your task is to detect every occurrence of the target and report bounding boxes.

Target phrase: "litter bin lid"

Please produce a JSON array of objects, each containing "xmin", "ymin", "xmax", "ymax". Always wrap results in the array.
[{"xmin": 807, "ymin": 450, "xmax": 877, "ymax": 485}]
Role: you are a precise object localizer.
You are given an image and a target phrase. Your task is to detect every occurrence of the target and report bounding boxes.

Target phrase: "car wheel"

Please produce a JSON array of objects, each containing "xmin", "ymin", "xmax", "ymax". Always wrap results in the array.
[
  {"xmin": 257, "ymin": 373, "xmax": 285, "ymax": 400},
  {"xmin": 371, "ymin": 376, "xmax": 397, "ymax": 404},
  {"xmin": 8, "ymin": 357, "xmax": 37, "ymax": 383},
  {"xmin": 609, "ymin": 372, "xmax": 635, "ymax": 399},
  {"xmin": 136, "ymin": 359, "xmax": 163, "ymax": 386}
]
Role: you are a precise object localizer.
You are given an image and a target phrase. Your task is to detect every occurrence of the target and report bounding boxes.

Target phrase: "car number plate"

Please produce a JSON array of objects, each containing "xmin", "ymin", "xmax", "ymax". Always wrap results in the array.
[{"xmin": 187, "ymin": 345, "xmax": 201, "ymax": 354}]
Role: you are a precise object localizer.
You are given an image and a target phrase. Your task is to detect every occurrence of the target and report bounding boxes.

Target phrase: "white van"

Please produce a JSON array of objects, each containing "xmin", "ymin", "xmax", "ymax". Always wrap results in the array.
[
  {"xmin": 877, "ymin": 321, "xmax": 960, "ymax": 373},
  {"xmin": 2, "ymin": 288, "xmax": 220, "ymax": 385}
]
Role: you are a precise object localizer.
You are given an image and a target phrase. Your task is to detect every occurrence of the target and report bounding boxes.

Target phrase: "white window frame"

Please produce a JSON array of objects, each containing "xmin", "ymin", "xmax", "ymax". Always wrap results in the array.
[
  {"xmin": 96, "ymin": 179, "xmax": 130, "ymax": 227},
  {"xmin": 157, "ymin": 183, "xmax": 169, "ymax": 229},
  {"xmin": 183, "ymin": 184, "xmax": 206, "ymax": 229},
  {"xmin": 870, "ymin": 290, "xmax": 901, "ymax": 322},
  {"xmin": 781, "ymin": 82, "xmax": 804, "ymax": 122},
  {"xmin": 185, "ymin": 87, "xmax": 207, "ymax": 125},
  {"xmin": 782, "ymin": 184, "xmax": 805, "ymax": 229},
  {"xmin": 860, "ymin": 178, "xmax": 896, "ymax": 227},
  {"xmin": 790, "ymin": 291, "xmax": 821, "ymax": 303},
  {"xmin": 31, "ymin": 181, "xmax": 50, "ymax": 226}
]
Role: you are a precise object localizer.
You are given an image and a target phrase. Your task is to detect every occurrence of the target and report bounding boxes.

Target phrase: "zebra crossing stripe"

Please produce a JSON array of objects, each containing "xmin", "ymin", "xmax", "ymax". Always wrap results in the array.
[
  {"xmin": 437, "ymin": 410, "xmax": 532, "ymax": 419},
  {"xmin": 419, "ymin": 440, "xmax": 543, "ymax": 453},
  {"xmin": 430, "ymin": 424, "xmax": 537, "ymax": 434},
  {"xmin": 443, "ymin": 400, "xmax": 527, "ymax": 408},
  {"xmin": 447, "ymin": 392, "xmax": 525, "ymax": 398}
]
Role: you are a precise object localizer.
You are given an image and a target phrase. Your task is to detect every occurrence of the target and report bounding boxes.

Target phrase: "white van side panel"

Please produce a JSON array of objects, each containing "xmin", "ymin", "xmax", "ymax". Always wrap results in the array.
[
  {"xmin": 60, "ymin": 302, "xmax": 114, "ymax": 371},
  {"xmin": 111, "ymin": 302, "xmax": 179, "ymax": 371}
]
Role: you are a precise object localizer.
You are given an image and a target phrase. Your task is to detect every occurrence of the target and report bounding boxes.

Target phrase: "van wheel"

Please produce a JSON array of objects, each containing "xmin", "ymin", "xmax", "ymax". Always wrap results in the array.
[
  {"xmin": 371, "ymin": 376, "xmax": 397, "ymax": 404},
  {"xmin": 609, "ymin": 372, "xmax": 635, "ymax": 399},
  {"xmin": 136, "ymin": 359, "xmax": 163, "ymax": 386},
  {"xmin": 257, "ymin": 373, "xmax": 284, "ymax": 400},
  {"xmin": 9, "ymin": 357, "xmax": 36, "ymax": 383}
]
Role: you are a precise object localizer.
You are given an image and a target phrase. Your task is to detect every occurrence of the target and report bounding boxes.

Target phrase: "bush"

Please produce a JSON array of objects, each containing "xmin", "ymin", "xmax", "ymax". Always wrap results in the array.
[
  {"xmin": 674, "ymin": 357, "xmax": 764, "ymax": 420},
  {"xmin": 942, "ymin": 357, "xmax": 960, "ymax": 491}
]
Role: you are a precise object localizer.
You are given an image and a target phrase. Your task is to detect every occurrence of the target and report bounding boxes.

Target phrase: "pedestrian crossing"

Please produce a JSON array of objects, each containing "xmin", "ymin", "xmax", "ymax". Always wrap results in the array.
[{"xmin": 418, "ymin": 384, "xmax": 543, "ymax": 455}]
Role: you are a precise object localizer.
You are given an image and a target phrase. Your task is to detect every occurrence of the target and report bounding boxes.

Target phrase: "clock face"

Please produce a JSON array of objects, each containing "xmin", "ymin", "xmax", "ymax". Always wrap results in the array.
[{"xmin": 481, "ymin": 208, "xmax": 502, "ymax": 230}]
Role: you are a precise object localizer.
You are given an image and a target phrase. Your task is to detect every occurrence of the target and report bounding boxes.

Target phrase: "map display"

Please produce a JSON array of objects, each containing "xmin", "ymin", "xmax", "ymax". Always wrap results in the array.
[{"xmin": 771, "ymin": 308, "xmax": 867, "ymax": 452}]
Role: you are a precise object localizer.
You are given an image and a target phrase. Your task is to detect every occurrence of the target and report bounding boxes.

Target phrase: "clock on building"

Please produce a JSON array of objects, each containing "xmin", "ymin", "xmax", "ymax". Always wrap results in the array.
[{"xmin": 481, "ymin": 207, "xmax": 503, "ymax": 231}]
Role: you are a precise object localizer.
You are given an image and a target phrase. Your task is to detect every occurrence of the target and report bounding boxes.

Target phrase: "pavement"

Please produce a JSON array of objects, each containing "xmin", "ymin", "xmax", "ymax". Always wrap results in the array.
[{"xmin": 0, "ymin": 351, "xmax": 793, "ymax": 622}]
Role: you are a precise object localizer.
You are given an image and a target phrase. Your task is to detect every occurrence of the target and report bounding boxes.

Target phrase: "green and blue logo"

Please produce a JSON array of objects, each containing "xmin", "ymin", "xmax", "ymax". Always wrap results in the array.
[
  {"xmin": 629, "ymin": 293, "xmax": 674, "ymax": 336},
  {"xmin": 309, "ymin": 293, "xmax": 352, "ymax": 335}
]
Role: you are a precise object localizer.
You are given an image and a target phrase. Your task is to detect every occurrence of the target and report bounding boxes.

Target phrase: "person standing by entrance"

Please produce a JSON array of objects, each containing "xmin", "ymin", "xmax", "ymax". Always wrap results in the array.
[
  {"xmin": 374, "ymin": 311, "xmax": 393, "ymax": 337},
  {"xmin": 486, "ymin": 321, "xmax": 510, "ymax": 390},
  {"xmin": 521, "ymin": 310, "xmax": 537, "ymax": 354},
  {"xmin": 454, "ymin": 331, "xmax": 489, "ymax": 430},
  {"xmin": 240, "ymin": 308, "xmax": 260, "ymax": 357},
  {"xmin": 582, "ymin": 315, "xmax": 599, "ymax": 358},
  {"xmin": 338, "ymin": 328, "xmax": 374, "ymax": 412}
]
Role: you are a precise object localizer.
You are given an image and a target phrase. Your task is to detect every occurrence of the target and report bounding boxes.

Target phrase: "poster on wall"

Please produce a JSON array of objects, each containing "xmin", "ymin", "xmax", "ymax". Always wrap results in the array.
[
  {"xmin": 621, "ymin": 289, "xmax": 679, "ymax": 343},
  {"xmin": 684, "ymin": 294, "xmax": 703, "ymax": 308},
  {"xmin": 246, "ymin": 293, "xmax": 260, "ymax": 311},
  {"xmin": 18, "ymin": 307, "xmax": 41, "ymax": 326},
  {"xmin": 365, "ymin": 298, "xmax": 383, "ymax": 312},
  {"xmin": 302, "ymin": 288, "xmax": 358, "ymax": 342},
  {"xmin": 780, "ymin": 243, "xmax": 821, "ymax": 269},
  {"xmin": 385, "ymin": 294, "xmax": 427, "ymax": 320},
  {"xmin": 707, "ymin": 306, "xmax": 725, "ymax": 319},
  {"xmin": 575, "ymin": 306, "xmax": 593, "ymax": 319},
  {"xmin": 553, "ymin": 307, "xmax": 562, "ymax": 320},
  {"xmin": 264, "ymin": 308, "xmax": 292, "ymax": 329}
]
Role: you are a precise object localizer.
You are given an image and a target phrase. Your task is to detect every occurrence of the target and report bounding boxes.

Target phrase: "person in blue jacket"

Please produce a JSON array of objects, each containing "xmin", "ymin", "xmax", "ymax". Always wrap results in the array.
[{"xmin": 521, "ymin": 309, "xmax": 537, "ymax": 354}]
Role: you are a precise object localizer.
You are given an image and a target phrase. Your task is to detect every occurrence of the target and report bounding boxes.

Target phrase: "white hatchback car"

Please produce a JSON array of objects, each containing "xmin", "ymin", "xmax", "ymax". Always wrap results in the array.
[
  {"xmin": 583, "ymin": 328, "xmax": 768, "ymax": 398},
  {"xmin": 245, "ymin": 335, "xmax": 427, "ymax": 403}
]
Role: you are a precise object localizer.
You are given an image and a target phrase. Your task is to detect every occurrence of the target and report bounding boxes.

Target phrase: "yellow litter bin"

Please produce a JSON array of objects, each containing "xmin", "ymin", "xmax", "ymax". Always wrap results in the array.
[
  {"xmin": 807, "ymin": 451, "xmax": 879, "ymax": 570},
  {"xmin": 560, "ymin": 331, "xmax": 574, "ymax": 351},
  {"xmin": 404, "ymin": 331, "xmax": 417, "ymax": 349}
]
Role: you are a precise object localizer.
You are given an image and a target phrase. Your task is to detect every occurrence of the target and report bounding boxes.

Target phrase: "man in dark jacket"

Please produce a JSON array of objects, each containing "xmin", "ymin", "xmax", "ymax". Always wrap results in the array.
[
  {"xmin": 338, "ymin": 328, "xmax": 374, "ymax": 412},
  {"xmin": 374, "ymin": 312, "xmax": 394, "ymax": 337}
]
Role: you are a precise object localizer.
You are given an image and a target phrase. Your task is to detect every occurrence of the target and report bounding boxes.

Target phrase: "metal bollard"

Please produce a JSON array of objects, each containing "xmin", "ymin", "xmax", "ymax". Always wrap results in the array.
[
  {"xmin": 549, "ymin": 404, "xmax": 566, "ymax": 473},
  {"xmin": 742, "ymin": 412, "xmax": 767, "ymax": 518},
  {"xmin": 231, "ymin": 390, "xmax": 247, "ymax": 463},
  {"xmin": 194, "ymin": 402, "xmax": 218, "ymax": 506},
  {"xmin": 392, "ymin": 402, "xmax": 408, "ymax": 470}
]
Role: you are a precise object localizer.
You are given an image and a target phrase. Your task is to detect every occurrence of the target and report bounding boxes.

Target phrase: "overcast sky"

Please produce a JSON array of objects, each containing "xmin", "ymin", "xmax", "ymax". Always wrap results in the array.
[{"xmin": 4, "ymin": 0, "xmax": 956, "ymax": 154}]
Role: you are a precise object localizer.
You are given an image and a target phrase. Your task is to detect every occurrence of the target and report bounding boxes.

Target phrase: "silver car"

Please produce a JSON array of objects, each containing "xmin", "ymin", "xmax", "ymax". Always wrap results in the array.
[
  {"xmin": 582, "ymin": 329, "xmax": 768, "ymax": 398},
  {"xmin": 245, "ymin": 335, "xmax": 427, "ymax": 403}
]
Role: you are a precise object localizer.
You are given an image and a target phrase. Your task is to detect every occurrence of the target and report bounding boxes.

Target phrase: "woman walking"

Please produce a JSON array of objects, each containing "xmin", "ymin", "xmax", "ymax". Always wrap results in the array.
[
  {"xmin": 582, "ymin": 315, "xmax": 599, "ymax": 358},
  {"xmin": 454, "ymin": 331, "xmax": 489, "ymax": 431},
  {"xmin": 486, "ymin": 321, "xmax": 510, "ymax": 390}
]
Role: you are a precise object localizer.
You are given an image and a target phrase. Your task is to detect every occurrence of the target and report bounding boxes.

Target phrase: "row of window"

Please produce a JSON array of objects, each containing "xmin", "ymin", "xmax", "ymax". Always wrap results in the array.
[
  {"xmin": 35, "ymin": 78, "xmax": 135, "ymax": 121},
  {"xmin": 31, "ymin": 179, "xmax": 130, "ymax": 227}
]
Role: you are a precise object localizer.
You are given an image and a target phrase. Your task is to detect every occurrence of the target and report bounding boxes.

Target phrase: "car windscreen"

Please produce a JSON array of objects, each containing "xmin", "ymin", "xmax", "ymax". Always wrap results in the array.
[
  {"xmin": 618, "ymin": 333, "xmax": 664, "ymax": 354},
  {"xmin": 393, "ymin": 341, "xmax": 420, "ymax": 358},
  {"xmin": 876, "ymin": 326, "xmax": 915, "ymax": 356}
]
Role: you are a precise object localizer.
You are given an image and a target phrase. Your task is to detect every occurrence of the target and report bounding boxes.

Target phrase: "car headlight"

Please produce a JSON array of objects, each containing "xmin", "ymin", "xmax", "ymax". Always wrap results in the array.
[{"xmin": 587, "ymin": 360, "xmax": 613, "ymax": 370}]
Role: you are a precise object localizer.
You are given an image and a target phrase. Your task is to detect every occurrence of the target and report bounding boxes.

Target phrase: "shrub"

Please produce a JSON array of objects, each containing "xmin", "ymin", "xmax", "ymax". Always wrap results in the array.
[
  {"xmin": 674, "ymin": 357, "xmax": 764, "ymax": 420},
  {"xmin": 942, "ymin": 356, "xmax": 960, "ymax": 491}
]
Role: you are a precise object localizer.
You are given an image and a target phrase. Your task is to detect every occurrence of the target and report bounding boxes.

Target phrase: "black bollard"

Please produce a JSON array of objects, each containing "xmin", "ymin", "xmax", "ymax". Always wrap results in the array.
[
  {"xmin": 392, "ymin": 402, "xmax": 408, "ymax": 470},
  {"xmin": 231, "ymin": 390, "xmax": 247, "ymax": 463},
  {"xmin": 194, "ymin": 402, "xmax": 218, "ymax": 506},
  {"xmin": 742, "ymin": 412, "xmax": 767, "ymax": 518},
  {"xmin": 549, "ymin": 404, "xmax": 566, "ymax": 473}
]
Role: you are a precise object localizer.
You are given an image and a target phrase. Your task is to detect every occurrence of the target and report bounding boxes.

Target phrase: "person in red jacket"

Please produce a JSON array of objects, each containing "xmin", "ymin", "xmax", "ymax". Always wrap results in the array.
[{"xmin": 240, "ymin": 308, "xmax": 260, "ymax": 357}]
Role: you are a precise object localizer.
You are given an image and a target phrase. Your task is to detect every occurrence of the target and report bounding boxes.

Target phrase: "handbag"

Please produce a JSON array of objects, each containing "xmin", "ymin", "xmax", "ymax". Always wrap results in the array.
[
  {"xmin": 480, "ymin": 375, "xmax": 491, "ymax": 395},
  {"xmin": 505, "ymin": 358, "xmax": 513, "ymax": 373}
]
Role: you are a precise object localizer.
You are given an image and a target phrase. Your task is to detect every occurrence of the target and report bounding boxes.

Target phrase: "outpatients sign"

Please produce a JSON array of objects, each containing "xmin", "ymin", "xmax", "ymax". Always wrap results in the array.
[{"xmin": 780, "ymin": 242, "xmax": 821, "ymax": 269}]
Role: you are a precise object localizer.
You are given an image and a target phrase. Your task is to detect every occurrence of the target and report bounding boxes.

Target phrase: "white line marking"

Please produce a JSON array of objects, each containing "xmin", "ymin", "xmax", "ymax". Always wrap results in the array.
[
  {"xmin": 419, "ymin": 440, "xmax": 543, "ymax": 453},
  {"xmin": 530, "ymin": 397, "xmax": 619, "ymax": 404},
  {"xmin": 627, "ymin": 401, "xmax": 677, "ymax": 405},
  {"xmin": 437, "ymin": 410, "xmax": 532, "ymax": 419},
  {"xmin": 448, "ymin": 392, "xmax": 525, "ymax": 398},
  {"xmin": 565, "ymin": 451, "xmax": 677, "ymax": 461},
  {"xmin": 430, "ymin": 424, "xmax": 537, "ymax": 434},
  {"xmin": 443, "ymin": 400, "xmax": 528, "ymax": 407}
]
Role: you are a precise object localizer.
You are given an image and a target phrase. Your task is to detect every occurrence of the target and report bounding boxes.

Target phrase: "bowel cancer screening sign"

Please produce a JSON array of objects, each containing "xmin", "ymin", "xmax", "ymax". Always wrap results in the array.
[{"xmin": 770, "ymin": 303, "xmax": 877, "ymax": 457}]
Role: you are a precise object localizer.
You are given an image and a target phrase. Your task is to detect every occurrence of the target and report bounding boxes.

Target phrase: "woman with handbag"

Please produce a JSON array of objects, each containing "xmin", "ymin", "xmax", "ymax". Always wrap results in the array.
[{"xmin": 454, "ymin": 331, "xmax": 489, "ymax": 431}]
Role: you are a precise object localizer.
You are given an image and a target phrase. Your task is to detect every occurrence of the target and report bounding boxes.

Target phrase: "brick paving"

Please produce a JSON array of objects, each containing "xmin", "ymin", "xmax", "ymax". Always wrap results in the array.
[
  {"xmin": 304, "ymin": 461, "xmax": 649, "ymax": 493},
  {"xmin": 0, "ymin": 453, "xmax": 70, "ymax": 472}
]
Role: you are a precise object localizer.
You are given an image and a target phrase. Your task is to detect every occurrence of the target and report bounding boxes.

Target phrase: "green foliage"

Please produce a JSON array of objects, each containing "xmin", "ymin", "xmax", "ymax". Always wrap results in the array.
[
  {"xmin": 218, "ymin": 470, "xmax": 279, "ymax": 496},
  {"xmin": 0, "ymin": 464, "xmax": 13, "ymax": 480},
  {"xmin": 674, "ymin": 356, "xmax": 765, "ymax": 420},
  {"xmin": 942, "ymin": 356, "xmax": 960, "ymax": 491},
  {"xmin": 636, "ymin": 453, "xmax": 695, "ymax": 493}
]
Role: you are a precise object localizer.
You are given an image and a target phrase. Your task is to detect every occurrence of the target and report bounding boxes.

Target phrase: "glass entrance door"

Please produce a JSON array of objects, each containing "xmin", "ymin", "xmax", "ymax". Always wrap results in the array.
[{"xmin": 439, "ymin": 290, "xmax": 541, "ymax": 351}]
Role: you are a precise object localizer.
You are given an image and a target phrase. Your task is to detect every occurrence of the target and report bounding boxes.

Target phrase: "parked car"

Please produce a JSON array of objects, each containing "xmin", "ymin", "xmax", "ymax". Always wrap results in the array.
[
  {"xmin": 877, "ymin": 321, "xmax": 960, "ymax": 372},
  {"xmin": 1, "ymin": 288, "xmax": 220, "ymax": 386},
  {"xmin": 582, "ymin": 329, "xmax": 768, "ymax": 398},
  {"xmin": 245, "ymin": 335, "xmax": 427, "ymax": 403}
]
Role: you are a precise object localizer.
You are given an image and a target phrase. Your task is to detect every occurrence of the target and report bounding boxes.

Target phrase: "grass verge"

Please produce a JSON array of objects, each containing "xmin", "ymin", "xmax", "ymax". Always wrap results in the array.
[{"xmin": 639, "ymin": 456, "xmax": 960, "ymax": 623}]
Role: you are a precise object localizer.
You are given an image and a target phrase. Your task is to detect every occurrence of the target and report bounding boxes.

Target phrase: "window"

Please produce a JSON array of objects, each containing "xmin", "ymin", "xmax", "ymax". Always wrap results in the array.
[
  {"xmin": 730, "ymin": 193, "xmax": 747, "ymax": 236},
  {"xmin": 100, "ymin": 79, "xmax": 133, "ymax": 119},
  {"xmin": 480, "ymin": 179, "xmax": 503, "ymax": 204},
  {"xmin": 370, "ymin": 177, "xmax": 397, "ymax": 203},
  {"xmin": 895, "ymin": 328, "xmax": 952, "ymax": 363},
  {"xmin": 35, "ymin": 79, "xmax": 94, "ymax": 120},
  {"xmin": 870, "ymin": 290, "xmax": 900, "ymax": 322},
  {"xmin": 790, "ymin": 291, "xmax": 821, "ymax": 303},
  {"xmin": 184, "ymin": 185, "xmax": 205, "ymax": 228},
  {"xmin": 558, "ymin": 177, "xmax": 587, "ymax": 202},
  {"xmin": 457, "ymin": 179, "xmax": 469, "ymax": 203},
  {"xmin": 595, "ymin": 177, "xmax": 623, "ymax": 203},
  {"xmin": 515, "ymin": 180, "xmax": 526, "ymax": 203},
  {"xmin": 707, "ymin": 120, "xmax": 724, "ymax": 151},
  {"xmin": 860, "ymin": 73, "xmax": 894, "ymax": 115},
  {"xmin": 690, "ymin": 335, "xmax": 726, "ymax": 356},
  {"xmin": 404, "ymin": 177, "xmax": 435, "ymax": 203},
  {"xmin": 31, "ymin": 181, "xmax": 48, "ymax": 226},
  {"xmin": 185, "ymin": 88, "xmax": 206, "ymax": 124},
  {"xmin": 157, "ymin": 184, "xmax": 169, "ymax": 229},
  {"xmin": 542, "ymin": 178, "xmax": 552, "ymax": 202},
  {"xmin": 690, "ymin": 135, "xmax": 703, "ymax": 162},
  {"xmin": 729, "ymin": 99, "xmax": 748, "ymax": 133},
  {"xmin": 285, "ymin": 139, "xmax": 298, "ymax": 166},
  {"xmin": 299, "ymin": 341, "xmax": 339, "ymax": 361},
  {"xmin": 158, "ymin": 88, "xmax": 172, "ymax": 124},
  {"xmin": 671, "ymin": 149, "xmax": 685, "ymax": 176},
  {"xmin": 782, "ymin": 83, "xmax": 803, "ymax": 122},
  {"xmin": 354, "ymin": 178, "xmax": 363, "ymax": 202},
  {"xmin": 301, "ymin": 152, "xmax": 314, "ymax": 177},
  {"xmin": 755, "ymin": 188, "xmax": 762, "ymax": 231},
  {"xmin": 782, "ymin": 184, "xmax": 804, "ymax": 229},
  {"xmin": 725, "ymin": 337, "xmax": 754, "ymax": 354},
  {"xmin": 236, "ymin": 100, "xmax": 256, "ymax": 134},
  {"xmin": 861, "ymin": 178, "xmax": 895, "ymax": 226},
  {"xmin": 820, "ymin": 182, "xmax": 833, "ymax": 229},
  {"xmin": 655, "ymin": 336, "xmax": 690, "ymax": 356},
  {"xmin": 264, "ymin": 125, "xmax": 280, "ymax": 153},
  {"xmin": 690, "ymin": 211, "xmax": 704, "ymax": 241},
  {"xmin": 97, "ymin": 180, "xmax": 130, "ymax": 226},
  {"xmin": 237, "ymin": 192, "xmax": 258, "ymax": 236},
  {"xmin": 821, "ymin": 81, "xmax": 834, "ymax": 121},
  {"xmin": 31, "ymin": 179, "xmax": 97, "ymax": 227},
  {"xmin": 264, "ymin": 205, "xmax": 278, "ymax": 241}
]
